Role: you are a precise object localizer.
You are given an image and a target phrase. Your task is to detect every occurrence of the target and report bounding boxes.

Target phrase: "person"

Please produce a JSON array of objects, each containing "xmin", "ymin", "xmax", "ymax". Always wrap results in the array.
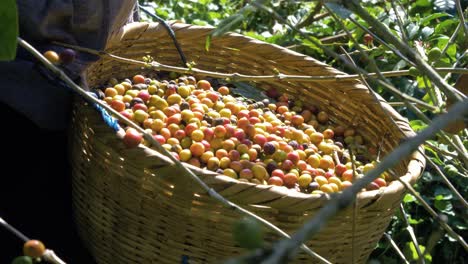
[{"xmin": 0, "ymin": 1, "xmax": 138, "ymax": 262}]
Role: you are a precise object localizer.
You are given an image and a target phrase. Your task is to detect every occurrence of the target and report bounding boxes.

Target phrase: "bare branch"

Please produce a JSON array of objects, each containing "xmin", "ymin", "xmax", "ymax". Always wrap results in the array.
[
  {"xmin": 396, "ymin": 175, "xmax": 468, "ymax": 251},
  {"xmin": 383, "ymin": 233, "xmax": 410, "ymax": 264},
  {"xmin": 18, "ymin": 37, "xmax": 328, "ymax": 263},
  {"xmin": 227, "ymin": 99, "xmax": 468, "ymax": 263},
  {"xmin": 400, "ymin": 204, "xmax": 425, "ymax": 264},
  {"xmin": 420, "ymin": 151, "xmax": 468, "ymax": 209},
  {"xmin": 343, "ymin": 0, "xmax": 464, "ymax": 103}
]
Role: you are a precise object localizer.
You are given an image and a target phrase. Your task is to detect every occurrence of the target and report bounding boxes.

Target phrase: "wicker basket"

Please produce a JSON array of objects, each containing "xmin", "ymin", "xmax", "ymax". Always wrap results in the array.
[{"xmin": 70, "ymin": 22, "xmax": 425, "ymax": 264}]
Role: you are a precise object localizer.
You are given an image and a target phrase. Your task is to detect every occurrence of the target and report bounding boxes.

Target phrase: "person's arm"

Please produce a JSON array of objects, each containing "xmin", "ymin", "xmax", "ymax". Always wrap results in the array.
[
  {"xmin": 17, "ymin": 0, "xmax": 138, "ymax": 78},
  {"xmin": 0, "ymin": 0, "xmax": 138, "ymax": 130}
]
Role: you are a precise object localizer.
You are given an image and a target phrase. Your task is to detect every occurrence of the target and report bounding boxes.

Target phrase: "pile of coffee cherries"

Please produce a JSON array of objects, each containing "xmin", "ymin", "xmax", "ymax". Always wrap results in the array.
[{"xmin": 96, "ymin": 74, "xmax": 388, "ymax": 194}]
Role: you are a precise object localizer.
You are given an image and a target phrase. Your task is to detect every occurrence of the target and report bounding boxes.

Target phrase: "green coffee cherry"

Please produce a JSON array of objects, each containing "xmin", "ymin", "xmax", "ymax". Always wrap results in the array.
[
  {"xmin": 427, "ymin": 47, "xmax": 442, "ymax": 62},
  {"xmin": 233, "ymin": 217, "xmax": 264, "ymax": 249},
  {"xmin": 409, "ymin": 67, "xmax": 420, "ymax": 77},
  {"xmin": 11, "ymin": 256, "xmax": 33, "ymax": 264}
]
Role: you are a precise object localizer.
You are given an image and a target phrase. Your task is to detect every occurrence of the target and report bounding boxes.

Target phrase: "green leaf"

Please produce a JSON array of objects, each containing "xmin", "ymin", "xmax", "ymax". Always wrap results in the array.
[
  {"xmin": 408, "ymin": 216, "xmax": 424, "ymax": 225},
  {"xmin": 0, "ymin": 0, "xmax": 18, "ymax": 61},
  {"xmin": 423, "ymin": 146, "xmax": 444, "ymax": 165},
  {"xmin": 434, "ymin": 0, "xmax": 455, "ymax": 11},
  {"xmin": 434, "ymin": 200, "xmax": 453, "ymax": 214},
  {"xmin": 434, "ymin": 187, "xmax": 453, "ymax": 200},
  {"xmin": 404, "ymin": 242, "xmax": 432, "ymax": 262},
  {"xmin": 410, "ymin": 120, "xmax": 428, "ymax": 132},
  {"xmin": 324, "ymin": 3, "xmax": 352, "ymax": 19},
  {"xmin": 453, "ymin": 219, "xmax": 468, "ymax": 230},
  {"xmin": 420, "ymin": 13, "xmax": 451, "ymax": 25},
  {"xmin": 414, "ymin": 0, "xmax": 432, "ymax": 7},
  {"xmin": 210, "ymin": 5, "xmax": 255, "ymax": 38},
  {"xmin": 211, "ymin": 13, "xmax": 244, "ymax": 37},
  {"xmin": 232, "ymin": 82, "xmax": 268, "ymax": 102},
  {"xmin": 393, "ymin": 60, "xmax": 407, "ymax": 71},
  {"xmin": 407, "ymin": 23, "xmax": 420, "ymax": 39},
  {"xmin": 421, "ymin": 27, "xmax": 434, "ymax": 40},
  {"xmin": 404, "ymin": 193, "xmax": 417, "ymax": 203}
]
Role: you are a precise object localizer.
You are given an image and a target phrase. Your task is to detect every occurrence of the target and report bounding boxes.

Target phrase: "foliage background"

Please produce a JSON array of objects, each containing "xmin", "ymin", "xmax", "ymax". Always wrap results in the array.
[{"xmin": 140, "ymin": 0, "xmax": 467, "ymax": 263}]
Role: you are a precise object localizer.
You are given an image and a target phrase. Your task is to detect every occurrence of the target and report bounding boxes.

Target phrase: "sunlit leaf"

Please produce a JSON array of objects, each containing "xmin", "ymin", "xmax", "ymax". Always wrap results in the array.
[
  {"xmin": 434, "ymin": 0, "xmax": 455, "ymax": 11},
  {"xmin": 404, "ymin": 193, "xmax": 417, "ymax": 203},
  {"xmin": 420, "ymin": 13, "xmax": 451, "ymax": 25},
  {"xmin": 421, "ymin": 27, "xmax": 434, "ymax": 39},
  {"xmin": 404, "ymin": 242, "xmax": 432, "ymax": 262},
  {"xmin": 410, "ymin": 120, "xmax": 428, "ymax": 132}
]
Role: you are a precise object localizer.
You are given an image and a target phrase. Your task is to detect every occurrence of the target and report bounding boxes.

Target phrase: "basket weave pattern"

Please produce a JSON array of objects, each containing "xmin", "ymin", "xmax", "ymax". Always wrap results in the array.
[{"xmin": 71, "ymin": 22, "xmax": 425, "ymax": 263}]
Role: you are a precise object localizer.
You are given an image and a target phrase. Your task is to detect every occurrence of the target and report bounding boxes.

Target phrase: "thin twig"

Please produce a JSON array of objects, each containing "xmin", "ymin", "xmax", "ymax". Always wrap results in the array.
[
  {"xmin": 296, "ymin": 3, "xmax": 324, "ymax": 28},
  {"xmin": 53, "ymin": 41, "xmax": 468, "ymax": 83},
  {"xmin": 19, "ymin": 37, "xmax": 328, "ymax": 263},
  {"xmin": 444, "ymin": 50, "xmax": 467, "ymax": 82},
  {"xmin": 0, "ymin": 217, "xmax": 67, "ymax": 264},
  {"xmin": 327, "ymin": 5, "xmax": 388, "ymax": 84},
  {"xmin": 227, "ymin": 98, "xmax": 468, "ymax": 263},
  {"xmin": 455, "ymin": 0, "xmax": 468, "ymax": 40},
  {"xmin": 0, "ymin": 217, "xmax": 29, "ymax": 242},
  {"xmin": 43, "ymin": 250, "xmax": 67, "ymax": 264},
  {"xmin": 400, "ymin": 204, "xmax": 425, "ymax": 264},
  {"xmin": 440, "ymin": 22, "xmax": 462, "ymax": 61},
  {"xmin": 138, "ymin": 5, "xmax": 187, "ymax": 66},
  {"xmin": 343, "ymin": 0, "xmax": 464, "ymax": 103},
  {"xmin": 422, "ymin": 75, "xmax": 442, "ymax": 108},
  {"xmin": 420, "ymin": 151, "xmax": 468, "ymax": 209},
  {"xmin": 245, "ymin": 3, "xmax": 441, "ymax": 112},
  {"xmin": 348, "ymin": 16, "xmax": 414, "ymax": 66},
  {"xmin": 396, "ymin": 174, "xmax": 468, "ymax": 251},
  {"xmin": 424, "ymin": 141, "xmax": 459, "ymax": 158},
  {"xmin": 391, "ymin": 0, "xmax": 408, "ymax": 42},
  {"xmin": 383, "ymin": 233, "xmax": 410, "ymax": 264},
  {"xmin": 53, "ymin": 42, "xmax": 468, "ymax": 112},
  {"xmin": 404, "ymin": 101, "xmax": 468, "ymax": 166}
]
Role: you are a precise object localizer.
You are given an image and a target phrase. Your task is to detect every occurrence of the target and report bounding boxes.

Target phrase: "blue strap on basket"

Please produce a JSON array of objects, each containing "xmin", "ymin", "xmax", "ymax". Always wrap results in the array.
[{"xmin": 87, "ymin": 92, "xmax": 121, "ymax": 132}]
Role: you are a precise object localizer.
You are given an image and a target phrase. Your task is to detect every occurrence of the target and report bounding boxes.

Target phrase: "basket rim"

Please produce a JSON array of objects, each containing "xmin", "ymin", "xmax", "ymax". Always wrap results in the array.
[{"xmin": 85, "ymin": 21, "xmax": 426, "ymax": 209}]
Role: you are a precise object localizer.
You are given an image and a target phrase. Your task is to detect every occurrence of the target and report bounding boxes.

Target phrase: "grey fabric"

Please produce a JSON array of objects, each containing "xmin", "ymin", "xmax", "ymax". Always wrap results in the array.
[{"xmin": 0, "ymin": 0, "xmax": 138, "ymax": 130}]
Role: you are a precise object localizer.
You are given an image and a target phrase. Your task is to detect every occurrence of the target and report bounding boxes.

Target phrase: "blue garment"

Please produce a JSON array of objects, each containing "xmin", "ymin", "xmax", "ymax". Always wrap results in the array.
[{"xmin": 0, "ymin": 0, "xmax": 138, "ymax": 130}]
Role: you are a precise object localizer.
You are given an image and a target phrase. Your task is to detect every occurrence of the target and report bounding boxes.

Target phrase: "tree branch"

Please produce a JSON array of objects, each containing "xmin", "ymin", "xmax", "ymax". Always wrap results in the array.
[
  {"xmin": 18, "ymin": 37, "xmax": 329, "ymax": 263},
  {"xmin": 343, "ymin": 0, "xmax": 464, "ymax": 103},
  {"xmin": 227, "ymin": 99, "xmax": 468, "ymax": 263}
]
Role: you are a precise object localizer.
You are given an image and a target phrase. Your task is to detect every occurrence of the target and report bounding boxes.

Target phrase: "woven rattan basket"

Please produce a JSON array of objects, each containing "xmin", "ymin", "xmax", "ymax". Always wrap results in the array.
[{"xmin": 70, "ymin": 22, "xmax": 425, "ymax": 263}]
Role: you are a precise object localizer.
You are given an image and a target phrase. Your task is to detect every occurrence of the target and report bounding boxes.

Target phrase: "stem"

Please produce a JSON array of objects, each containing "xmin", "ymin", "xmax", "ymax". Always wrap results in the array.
[
  {"xmin": 400, "ymin": 204, "xmax": 425, "ymax": 264},
  {"xmin": 18, "ymin": 37, "xmax": 328, "ymax": 263},
  {"xmin": 0, "ymin": 217, "xmax": 66, "ymax": 264},
  {"xmin": 383, "ymin": 233, "xmax": 410, "ymax": 264},
  {"xmin": 348, "ymin": 16, "xmax": 414, "ymax": 66},
  {"xmin": 455, "ymin": 0, "xmax": 468, "ymax": 41},
  {"xmin": 296, "ymin": 3, "xmax": 325, "ymax": 28},
  {"xmin": 396, "ymin": 175, "xmax": 468, "ymax": 251},
  {"xmin": 138, "ymin": 5, "xmax": 187, "ymax": 66},
  {"xmin": 229, "ymin": 99, "xmax": 468, "ymax": 263},
  {"xmin": 420, "ymin": 151, "xmax": 468, "ymax": 209},
  {"xmin": 53, "ymin": 41, "xmax": 468, "ymax": 83},
  {"xmin": 422, "ymin": 76, "xmax": 442, "ymax": 108},
  {"xmin": 404, "ymin": 101, "xmax": 468, "ymax": 166},
  {"xmin": 0, "ymin": 217, "xmax": 30, "ymax": 242},
  {"xmin": 391, "ymin": 0, "xmax": 408, "ymax": 42},
  {"xmin": 344, "ymin": 0, "xmax": 464, "ymax": 103},
  {"xmin": 247, "ymin": 3, "xmax": 440, "ymax": 112},
  {"xmin": 440, "ymin": 22, "xmax": 461, "ymax": 60}
]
